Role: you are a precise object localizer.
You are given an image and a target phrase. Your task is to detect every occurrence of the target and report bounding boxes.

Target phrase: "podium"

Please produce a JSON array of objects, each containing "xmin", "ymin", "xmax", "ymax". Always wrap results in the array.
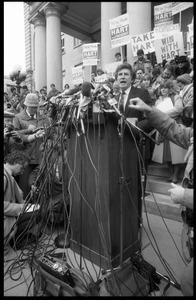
[{"xmin": 67, "ymin": 113, "xmax": 141, "ymax": 268}]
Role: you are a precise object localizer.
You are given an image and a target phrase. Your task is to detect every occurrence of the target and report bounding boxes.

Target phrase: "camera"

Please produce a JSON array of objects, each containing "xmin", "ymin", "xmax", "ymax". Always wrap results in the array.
[{"xmin": 5, "ymin": 124, "xmax": 15, "ymax": 137}]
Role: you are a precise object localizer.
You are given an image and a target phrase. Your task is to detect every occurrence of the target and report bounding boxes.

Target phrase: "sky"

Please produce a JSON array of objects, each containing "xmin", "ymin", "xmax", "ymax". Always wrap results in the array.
[{"xmin": 4, "ymin": 2, "xmax": 26, "ymax": 76}]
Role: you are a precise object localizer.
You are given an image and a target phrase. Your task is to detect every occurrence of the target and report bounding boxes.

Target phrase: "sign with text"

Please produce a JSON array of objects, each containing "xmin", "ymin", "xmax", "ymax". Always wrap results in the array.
[
  {"xmin": 172, "ymin": 2, "xmax": 193, "ymax": 15},
  {"xmin": 109, "ymin": 13, "xmax": 131, "ymax": 49},
  {"xmin": 72, "ymin": 66, "xmax": 84, "ymax": 85},
  {"xmin": 154, "ymin": 2, "xmax": 173, "ymax": 27},
  {"xmin": 105, "ymin": 61, "xmax": 122, "ymax": 78},
  {"xmin": 94, "ymin": 74, "xmax": 107, "ymax": 83},
  {"xmin": 130, "ymin": 31, "xmax": 155, "ymax": 57},
  {"xmin": 154, "ymin": 32, "xmax": 184, "ymax": 63},
  {"xmin": 154, "ymin": 23, "xmax": 180, "ymax": 39},
  {"xmin": 83, "ymin": 43, "xmax": 98, "ymax": 66}
]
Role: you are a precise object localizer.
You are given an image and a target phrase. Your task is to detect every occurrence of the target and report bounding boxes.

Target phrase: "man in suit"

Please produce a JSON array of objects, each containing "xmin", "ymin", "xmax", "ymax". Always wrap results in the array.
[{"xmin": 115, "ymin": 63, "xmax": 154, "ymax": 198}]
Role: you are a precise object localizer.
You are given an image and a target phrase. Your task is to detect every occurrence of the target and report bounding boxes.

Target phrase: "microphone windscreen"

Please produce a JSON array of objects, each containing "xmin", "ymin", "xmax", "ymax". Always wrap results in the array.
[
  {"xmin": 81, "ymin": 82, "xmax": 92, "ymax": 97},
  {"xmin": 64, "ymin": 86, "xmax": 81, "ymax": 95}
]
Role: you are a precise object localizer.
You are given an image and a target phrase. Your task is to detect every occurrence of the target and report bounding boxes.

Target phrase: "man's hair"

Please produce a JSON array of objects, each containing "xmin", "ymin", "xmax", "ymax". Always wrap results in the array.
[
  {"xmin": 137, "ymin": 49, "xmax": 144, "ymax": 56},
  {"xmin": 5, "ymin": 150, "xmax": 30, "ymax": 165},
  {"xmin": 50, "ymin": 84, "xmax": 55, "ymax": 88},
  {"xmin": 136, "ymin": 68, "xmax": 144, "ymax": 74},
  {"xmin": 115, "ymin": 63, "xmax": 133, "ymax": 79},
  {"xmin": 115, "ymin": 52, "xmax": 121, "ymax": 57}
]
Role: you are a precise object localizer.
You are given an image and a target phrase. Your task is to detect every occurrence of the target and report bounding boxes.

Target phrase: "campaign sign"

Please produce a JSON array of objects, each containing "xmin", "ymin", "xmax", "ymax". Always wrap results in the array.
[
  {"xmin": 130, "ymin": 31, "xmax": 155, "ymax": 57},
  {"xmin": 154, "ymin": 2, "xmax": 173, "ymax": 27},
  {"xmin": 83, "ymin": 43, "xmax": 98, "ymax": 66},
  {"xmin": 72, "ymin": 66, "xmax": 84, "ymax": 85},
  {"xmin": 109, "ymin": 13, "xmax": 131, "ymax": 49},
  {"xmin": 154, "ymin": 23, "xmax": 180, "ymax": 39},
  {"xmin": 155, "ymin": 32, "xmax": 184, "ymax": 63},
  {"xmin": 105, "ymin": 61, "xmax": 122, "ymax": 78}
]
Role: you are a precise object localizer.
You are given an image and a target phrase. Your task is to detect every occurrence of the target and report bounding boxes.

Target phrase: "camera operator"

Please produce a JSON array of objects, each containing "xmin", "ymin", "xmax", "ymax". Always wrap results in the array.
[
  {"xmin": 129, "ymin": 97, "xmax": 193, "ymax": 296},
  {"xmin": 4, "ymin": 110, "xmax": 45, "ymax": 159}
]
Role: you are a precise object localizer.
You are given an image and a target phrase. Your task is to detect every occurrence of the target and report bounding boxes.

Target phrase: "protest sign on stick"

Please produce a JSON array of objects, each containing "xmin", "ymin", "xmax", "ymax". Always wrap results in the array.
[
  {"xmin": 130, "ymin": 31, "xmax": 155, "ymax": 57},
  {"xmin": 154, "ymin": 32, "xmax": 184, "ymax": 63}
]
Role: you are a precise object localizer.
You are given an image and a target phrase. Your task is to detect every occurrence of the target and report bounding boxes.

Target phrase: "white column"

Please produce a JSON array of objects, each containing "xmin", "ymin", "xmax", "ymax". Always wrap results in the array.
[
  {"xmin": 45, "ymin": 6, "xmax": 62, "ymax": 91},
  {"xmin": 101, "ymin": 2, "xmax": 121, "ymax": 70},
  {"xmin": 127, "ymin": 2, "xmax": 151, "ymax": 66},
  {"xmin": 33, "ymin": 17, "xmax": 46, "ymax": 91}
]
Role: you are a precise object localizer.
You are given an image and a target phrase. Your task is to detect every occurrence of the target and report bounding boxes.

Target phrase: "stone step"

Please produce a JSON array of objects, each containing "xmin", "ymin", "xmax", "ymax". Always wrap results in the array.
[
  {"xmin": 146, "ymin": 175, "xmax": 176, "ymax": 195},
  {"xmin": 143, "ymin": 192, "xmax": 182, "ymax": 222},
  {"xmin": 147, "ymin": 162, "xmax": 170, "ymax": 178},
  {"xmin": 147, "ymin": 162, "xmax": 185, "ymax": 179}
]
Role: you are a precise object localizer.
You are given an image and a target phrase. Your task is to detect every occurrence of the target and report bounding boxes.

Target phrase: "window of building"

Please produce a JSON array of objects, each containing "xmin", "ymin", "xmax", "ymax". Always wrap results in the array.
[
  {"xmin": 61, "ymin": 34, "xmax": 65, "ymax": 54},
  {"xmin": 73, "ymin": 38, "xmax": 82, "ymax": 48}
]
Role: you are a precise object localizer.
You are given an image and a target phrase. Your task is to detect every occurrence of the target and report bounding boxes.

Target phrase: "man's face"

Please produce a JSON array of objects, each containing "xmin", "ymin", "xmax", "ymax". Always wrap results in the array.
[
  {"xmin": 162, "ymin": 69, "xmax": 172, "ymax": 79},
  {"xmin": 26, "ymin": 106, "xmax": 38, "ymax": 115},
  {"xmin": 138, "ymin": 54, "xmax": 144, "ymax": 61},
  {"xmin": 117, "ymin": 68, "xmax": 132, "ymax": 91},
  {"xmin": 136, "ymin": 70, "xmax": 144, "ymax": 80},
  {"xmin": 177, "ymin": 82, "xmax": 185, "ymax": 91},
  {"xmin": 12, "ymin": 161, "xmax": 28, "ymax": 176},
  {"xmin": 116, "ymin": 54, "xmax": 121, "ymax": 61}
]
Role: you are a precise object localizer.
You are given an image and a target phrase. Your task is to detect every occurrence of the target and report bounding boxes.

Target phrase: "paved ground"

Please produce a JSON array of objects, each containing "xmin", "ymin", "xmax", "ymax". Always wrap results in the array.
[{"xmin": 4, "ymin": 210, "xmax": 186, "ymax": 297}]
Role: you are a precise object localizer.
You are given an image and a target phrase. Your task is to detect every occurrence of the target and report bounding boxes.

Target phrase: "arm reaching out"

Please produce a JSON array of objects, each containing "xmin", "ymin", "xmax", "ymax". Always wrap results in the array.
[{"xmin": 129, "ymin": 98, "xmax": 153, "ymax": 114}]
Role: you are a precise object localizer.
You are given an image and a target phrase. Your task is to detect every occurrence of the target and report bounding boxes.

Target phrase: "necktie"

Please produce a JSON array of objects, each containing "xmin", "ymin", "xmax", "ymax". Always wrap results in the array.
[
  {"xmin": 118, "ymin": 91, "xmax": 125, "ymax": 113},
  {"xmin": 30, "ymin": 114, "xmax": 34, "ymax": 119}
]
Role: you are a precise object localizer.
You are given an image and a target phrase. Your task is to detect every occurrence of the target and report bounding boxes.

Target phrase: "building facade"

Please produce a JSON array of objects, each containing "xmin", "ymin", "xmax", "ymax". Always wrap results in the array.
[{"xmin": 23, "ymin": 2, "xmax": 193, "ymax": 92}]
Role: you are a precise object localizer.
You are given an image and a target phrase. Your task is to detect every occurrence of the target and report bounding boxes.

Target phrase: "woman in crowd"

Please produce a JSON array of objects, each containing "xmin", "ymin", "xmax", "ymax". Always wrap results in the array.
[
  {"xmin": 151, "ymin": 80, "xmax": 187, "ymax": 184},
  {"xmin": 140, "ymin": 73, "xmax": 158, "ymax": 105}
]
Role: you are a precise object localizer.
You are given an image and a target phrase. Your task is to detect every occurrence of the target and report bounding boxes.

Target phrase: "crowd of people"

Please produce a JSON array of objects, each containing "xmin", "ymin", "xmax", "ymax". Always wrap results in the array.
[{"xmin": 4, "ymin": 51, "xmax": 193, "ymax": 296}]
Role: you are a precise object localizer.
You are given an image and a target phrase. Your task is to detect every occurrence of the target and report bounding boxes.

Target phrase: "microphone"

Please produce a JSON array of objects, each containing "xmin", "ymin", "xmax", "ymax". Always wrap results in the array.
[{"xmin": 81, "ymin": 81, "xmax": 92, "ymax": 98}]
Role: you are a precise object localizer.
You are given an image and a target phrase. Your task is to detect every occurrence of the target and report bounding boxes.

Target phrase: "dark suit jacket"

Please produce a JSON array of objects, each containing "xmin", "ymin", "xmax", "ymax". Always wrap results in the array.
[
  {"xmin": 116, "ymin": 86, "xmax": 153, "ymax": 132},
  {"xmin": 117, "ymin": 86, "xmax": 154, "ymax": 160}
]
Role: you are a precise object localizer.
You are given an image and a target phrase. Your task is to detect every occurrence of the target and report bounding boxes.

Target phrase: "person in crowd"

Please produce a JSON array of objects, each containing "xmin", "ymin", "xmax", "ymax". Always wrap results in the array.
[
  {"xmin": 8, "ymin": 92, "xmax": 21, "ymax": 114},
  {"xmin": 91, "ymin": 72, "xmax": 96, "ymax": 83},
  {"xmin": 176, "ymin": 73, "xmax": 193, "ymax": 108},
  {"xmin": 4, "ymin": 150, "xmax": 42, "ymax": 254},
  {"xmin": 64, "ymin": 84, "xmax": 70, "ymax": 91},
  {"xmin": 47, "ymin": 83, "xmax": 61, "ymax": 100},
  {"xmin": 42, "ymin": 85, "xmax": 47, "ymax": 94},
  {"xmin": 39, "ymin": 88, "xmax": 48, "ymax": 103},
  {"xmin": 112, "ymin": 80, "xmax": 120, "ymax": 96},
  {"xmin": 17, "ymin": 85, "xmax": 30, "ymax": 112},
  {"xmin": 35, "ymin": 90, "xmax": 40, "ymax": 99},
  {"xmin": 151, "ymin": 80, "xmax": 187, "ymax": 184},
  {"xmin": 151, "ymin": 66, "xmax": 162, "ymax": 91},
  {"xmin": 162, "ymin": 64, "xmax": 176, "ymax": 82},
  {"xmin": 115, "ymin": 63, "xmax": 154, "ymax": 197},
  {"xmin": 129, "ymin": 97, "xmax": 193, "ymax": 296},
  {"xmin": 13, "ymin": 93, "xmax": 51, "ymax": 199},
  {"xmin": 96, "ymin": 68, "xmax": 104, "ymax": 76},
  {"xmin": 29, "ymin": 135, "xmax": 70, "ymax": 229},
  {"xmin": 140, "ymin": 73, "xmax": 157, "ymax": 105},
  {"xmin": 4, "ymin": 92, "xmax": 12, "ymax": 110},
  {"xmin": 132, "ymin": 68, "xmax": 144, "ymax": 88},
  {"xmin": 4, "ymin": 110, "xmax": 45, "ymax": 159},
  {"xmin": 176, "ymin": 73, "xmax": 193, "ymax": 128},
  {"xmin": 133, "ymin": 49, "xmax": 152, "ymax": 74},
  {"xmin": 115, "ymin": 52, "xmax": 122, "ymax": 62},
  {"xmin": 175, "ymin": 55, "xmax": 192, "ymax": 77},
  {"xmin": 9, "ymin": 87, "xmax": 17, "ymax": 101}
]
